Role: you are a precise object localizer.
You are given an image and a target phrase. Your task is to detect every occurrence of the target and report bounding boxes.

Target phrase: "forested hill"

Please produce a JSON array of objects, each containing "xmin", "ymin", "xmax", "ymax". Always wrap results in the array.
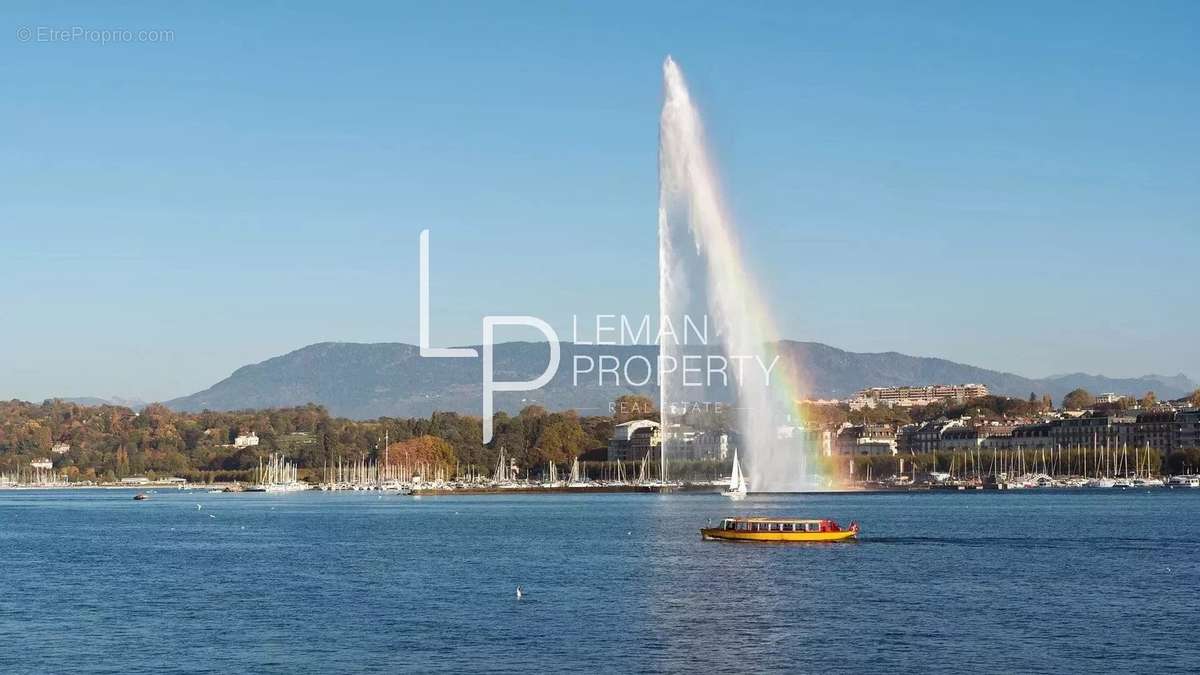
[{"xmin": 161, "ymin": 341, "xmax": 1197, "ymax": 419}]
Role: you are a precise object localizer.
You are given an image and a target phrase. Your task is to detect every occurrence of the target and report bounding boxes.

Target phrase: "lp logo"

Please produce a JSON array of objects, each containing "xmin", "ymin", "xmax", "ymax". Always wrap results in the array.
[{"xmin": 418, "ymin": 230, "xmax": 561, "ymax": 443}]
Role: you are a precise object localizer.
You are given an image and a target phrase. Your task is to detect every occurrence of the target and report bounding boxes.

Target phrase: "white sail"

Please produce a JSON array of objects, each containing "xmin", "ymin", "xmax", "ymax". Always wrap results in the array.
[
  {"xmin": 725, "ymin": 450, "xmax": 747, "ymax": 499},
  {"xmin": 730, "ymin": 451, "xmax": 744, "ymax": 491}
]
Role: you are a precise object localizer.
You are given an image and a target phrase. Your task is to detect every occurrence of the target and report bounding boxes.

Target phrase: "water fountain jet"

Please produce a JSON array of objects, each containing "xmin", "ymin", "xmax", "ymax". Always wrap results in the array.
[{"xmin": 658, "ymin": 56, "xmax": 823, "ymax": 491}]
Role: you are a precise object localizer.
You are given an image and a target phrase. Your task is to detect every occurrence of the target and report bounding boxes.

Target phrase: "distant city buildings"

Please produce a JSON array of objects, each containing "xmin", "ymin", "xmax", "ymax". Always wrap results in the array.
[
  {"xmin": 849, "ymin": 383, "xmax": 989, "ymax": 410},
  {"xmin": 890, "ymin": 409, "xmax": 1200, "ymax": 454},
  {"xmin": 813, "ymin": 401, "xmax": 1200, "ymax": 457}
]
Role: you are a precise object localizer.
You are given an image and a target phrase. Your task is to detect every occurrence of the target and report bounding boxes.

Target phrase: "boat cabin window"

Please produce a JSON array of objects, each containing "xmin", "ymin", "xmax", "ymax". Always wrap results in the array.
[
  {"xmin": 722, "ymin": 519, "xmax": 734, "ymax": 530},
  {"xmin": 806, "ymin": 522, "xmax": 820, "ymax": 532}
]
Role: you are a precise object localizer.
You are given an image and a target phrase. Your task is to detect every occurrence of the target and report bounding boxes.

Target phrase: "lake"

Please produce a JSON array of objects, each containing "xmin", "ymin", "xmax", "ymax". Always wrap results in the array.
[{"xmin": 1, "ymin": 488, "xmax": 1196, "ymax": 673}]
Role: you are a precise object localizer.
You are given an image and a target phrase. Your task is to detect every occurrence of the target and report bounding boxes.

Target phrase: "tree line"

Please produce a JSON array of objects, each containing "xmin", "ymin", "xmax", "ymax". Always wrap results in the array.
[{"xmin": 0, "ymin": 395, "xmax": 660, "ymax": 483}]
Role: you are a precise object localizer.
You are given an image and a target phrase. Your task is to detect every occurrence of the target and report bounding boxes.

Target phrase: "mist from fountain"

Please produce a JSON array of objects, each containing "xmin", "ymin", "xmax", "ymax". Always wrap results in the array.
[{"xmin": 658, "ymin": 56, "xmax": 822, "ymax": 492}]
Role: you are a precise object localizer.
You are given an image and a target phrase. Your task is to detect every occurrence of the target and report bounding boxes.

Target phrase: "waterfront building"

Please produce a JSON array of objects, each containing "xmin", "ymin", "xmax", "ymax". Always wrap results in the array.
[
  {"xmin": 984, "ymin": 422, "xmax": 1055, "ymax": 451},
  {"xmin": 835, "ymin": 423, "xmax": 897, "ymax": 456},
  {"xmin": 902, "ymin": 419, "xmax": 964, "ymax": 454},
  {"xmin": 800, "ymin": 428, "xmax": 834, "ymax": 457},
  {"xmin": 690, "ymin": 431, "xmax": 730, "ymax": 461},
  {"xmin": 51, "ymin": 442, "xmax": 71, "ymax": 454},
  {"xmin": 30, "ymin": 458, "xmax": 52, "ymax": 470},
  {"xmin": 607, "ymin": 420, "xmax": 661, "ymax": 462},
  {"xmin": 1177, "ymin": 410, "xmax": 1200, "ymax": 449},
  {"xmin": 941, "ymin": 425, "xmax": 982, "ymax": 452},
  {"xmin": 1132, "ymin": 410, "xmax": 1178, "ymax": 453},
  {"xmin": 1050, "ymin": 415, "xmax": 1136, "ymax": 450},
  {"xmin": 778, "ymin": 425, "xmax": 833, "ymax": 457}
]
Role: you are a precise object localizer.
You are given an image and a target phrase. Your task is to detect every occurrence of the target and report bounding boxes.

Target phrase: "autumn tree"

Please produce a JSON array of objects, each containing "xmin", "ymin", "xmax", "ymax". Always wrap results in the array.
[
  {"xmin": 529, "ymin": 417, "xmax": 591, "ymax": 467},
  {"xmin": 386, "ymin": 435, "xmax": 458, "ymax": 475},
  {"xmin": 1062, "ymin": 389, "xmax": 1094, "ymax": 411},
  {"xmin": 611, "ymin": 394, "xmax": 657, "ymax": 423}
]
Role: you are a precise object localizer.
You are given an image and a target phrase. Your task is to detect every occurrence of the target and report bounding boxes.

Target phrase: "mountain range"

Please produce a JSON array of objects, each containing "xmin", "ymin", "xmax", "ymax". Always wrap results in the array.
[{"xmin": 156, "ymin": 341, "xmax": 1197, "ymax": 419}]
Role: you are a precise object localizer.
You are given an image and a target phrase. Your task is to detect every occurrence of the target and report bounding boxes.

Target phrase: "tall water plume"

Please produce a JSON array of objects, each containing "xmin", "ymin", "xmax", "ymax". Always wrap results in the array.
[{"xmin": 658, "ymin": 56, "xmax": 822, "ymax": 491}]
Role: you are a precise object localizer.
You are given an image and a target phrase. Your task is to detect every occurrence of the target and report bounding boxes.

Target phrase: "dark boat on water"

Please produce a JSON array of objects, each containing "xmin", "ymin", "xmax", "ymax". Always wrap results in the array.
[{"xmin": 133, "ymin": 492, "xmax": 149, "ymax": 501}]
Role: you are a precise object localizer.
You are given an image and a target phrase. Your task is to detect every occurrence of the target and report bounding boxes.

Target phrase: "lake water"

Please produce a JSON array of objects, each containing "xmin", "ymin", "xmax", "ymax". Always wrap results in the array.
[{"xmin": 1, "ymin": 488, "xmax": 1197, "ymax": 673}]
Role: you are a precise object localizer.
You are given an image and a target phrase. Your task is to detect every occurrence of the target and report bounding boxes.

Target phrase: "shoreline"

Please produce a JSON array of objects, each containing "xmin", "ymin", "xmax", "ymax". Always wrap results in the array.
[{"xmin": 2, "ymin": 483, "xmax": 1194, "ymax": 495}]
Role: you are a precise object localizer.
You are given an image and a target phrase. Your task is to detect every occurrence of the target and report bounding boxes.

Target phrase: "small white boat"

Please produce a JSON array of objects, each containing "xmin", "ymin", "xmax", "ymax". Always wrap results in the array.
[
  {"xmin": 723, "ymin": 450, "xmax": 747, "ymax": 500},
  {"xmin": 1167, "ymin": 475, "xmax": 1200, "ymax": 488}
]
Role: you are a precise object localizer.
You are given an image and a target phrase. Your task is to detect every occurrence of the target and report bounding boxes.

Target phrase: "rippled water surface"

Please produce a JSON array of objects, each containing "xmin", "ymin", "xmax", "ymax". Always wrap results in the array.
[{"xmin": 1, "ymin": 489, "xmax": 1197, "ymax": 673}]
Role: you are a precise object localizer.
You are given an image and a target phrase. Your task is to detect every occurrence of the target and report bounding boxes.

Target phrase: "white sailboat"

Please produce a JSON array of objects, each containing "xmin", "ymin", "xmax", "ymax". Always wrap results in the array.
[
  {"xmin": 724, "ymin": 450, "xmax": 747, "ymax": 500},
  {"xmin": 247, "ymin": 453, "xmax": 310, "ymax": 492},
  {"xmin": 568, "ymin": 456, "xmax": 587, "ymax": 487}
]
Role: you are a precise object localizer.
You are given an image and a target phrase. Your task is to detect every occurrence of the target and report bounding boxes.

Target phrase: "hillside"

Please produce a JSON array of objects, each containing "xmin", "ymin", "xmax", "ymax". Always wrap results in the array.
[{"xmin": 161, "ymin": 341, "xmax": 1197, "ymax": 419}]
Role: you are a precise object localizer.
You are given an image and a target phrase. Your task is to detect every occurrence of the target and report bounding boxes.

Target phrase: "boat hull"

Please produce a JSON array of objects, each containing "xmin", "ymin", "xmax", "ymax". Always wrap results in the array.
[{"xmin": 700, "ymin": 528, "xmax": 857, "ymax": 543}]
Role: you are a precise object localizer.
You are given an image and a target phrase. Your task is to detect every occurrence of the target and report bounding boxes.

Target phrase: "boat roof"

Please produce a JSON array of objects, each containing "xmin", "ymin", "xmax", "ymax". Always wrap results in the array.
[{"xmin": 723, "ymin": 516, "xmax": 830, "ymax": 524}]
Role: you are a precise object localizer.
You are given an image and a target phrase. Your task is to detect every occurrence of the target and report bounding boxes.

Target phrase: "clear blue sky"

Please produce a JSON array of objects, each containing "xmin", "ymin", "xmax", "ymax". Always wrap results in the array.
[{"xmin": 2, "ymin": 1, "xmax": 1197, "ymax": 402}]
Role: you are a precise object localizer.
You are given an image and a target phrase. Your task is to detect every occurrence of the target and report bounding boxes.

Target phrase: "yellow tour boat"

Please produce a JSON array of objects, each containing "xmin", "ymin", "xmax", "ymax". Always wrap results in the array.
[{"xmin": 701, "ymin": 517, "xmax": 859, "ymax": 543}]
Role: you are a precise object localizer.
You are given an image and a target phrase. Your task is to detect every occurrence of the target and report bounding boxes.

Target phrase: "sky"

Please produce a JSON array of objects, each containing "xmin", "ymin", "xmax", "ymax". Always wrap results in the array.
[{"xmin": 1, "ymin": 1, "xmax": 1197, "ymax": 402}]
